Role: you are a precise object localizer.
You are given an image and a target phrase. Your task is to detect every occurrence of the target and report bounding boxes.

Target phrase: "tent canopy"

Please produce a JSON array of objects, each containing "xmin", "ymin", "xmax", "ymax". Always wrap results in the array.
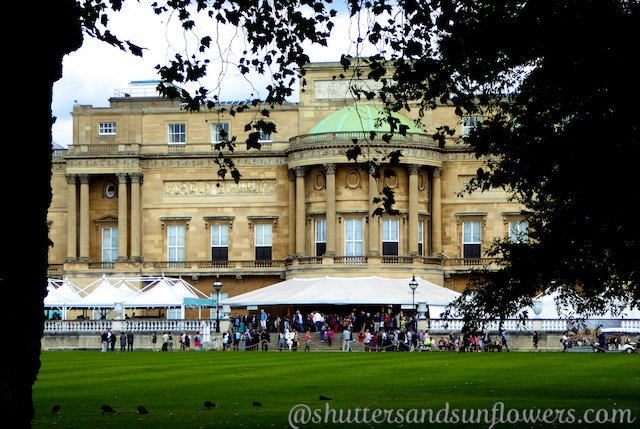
[
  {"xmin": 44, "ymin": 275, "xmax": 214, "ymax": 310},
  {"xmin": 522, "ymin": 290, "xmax": 640, "ymax": 320},
  {"xmin": 220, "ymin": 276, "xmax": 461, "ymax": 309},
  {"xmin": 123, "ymin": 278, "xmax": 185, "ymax": 308},
  {"xmin": 75, "ymin": 275, "xmax": 138, "ymax": 308},
  {"xmin": 44, "ymin": 282, "xmax": 84, "ymax": 307}
]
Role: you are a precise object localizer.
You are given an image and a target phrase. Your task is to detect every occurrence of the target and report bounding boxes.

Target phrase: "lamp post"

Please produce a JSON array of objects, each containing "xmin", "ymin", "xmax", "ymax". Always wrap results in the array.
[
  {"xmin": 213, "ymin": 277, "xmax": 222, "ymax": 333},
  {"xmin": 409, "ymin": 275, "xmax": 418, "ymax": 329}
]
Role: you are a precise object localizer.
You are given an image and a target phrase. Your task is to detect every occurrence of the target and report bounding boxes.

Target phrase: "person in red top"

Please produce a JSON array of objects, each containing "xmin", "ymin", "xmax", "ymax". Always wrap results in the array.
[{"xmin": 304, "ymin": 330, "xmax": 311, "ymax": 351}]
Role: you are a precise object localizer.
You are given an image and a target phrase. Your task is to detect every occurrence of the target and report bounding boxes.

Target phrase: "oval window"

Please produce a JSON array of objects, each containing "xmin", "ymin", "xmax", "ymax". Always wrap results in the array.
[{"xmin": 104, "ymin": 182, "xmax": 116, "ymax": 198}]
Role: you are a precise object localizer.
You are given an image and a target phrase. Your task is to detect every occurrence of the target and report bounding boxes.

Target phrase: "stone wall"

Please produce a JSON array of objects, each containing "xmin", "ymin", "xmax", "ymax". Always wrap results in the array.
[{"xmin": 42, "ymin": 331, "xmax": 573, "ymax": 352}]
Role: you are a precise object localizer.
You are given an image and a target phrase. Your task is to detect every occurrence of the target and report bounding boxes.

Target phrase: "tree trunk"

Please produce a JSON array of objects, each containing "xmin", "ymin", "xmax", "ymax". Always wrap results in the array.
[{"xmin": 1, "ymin": 2, "xmax": 82, "ymax": 427}]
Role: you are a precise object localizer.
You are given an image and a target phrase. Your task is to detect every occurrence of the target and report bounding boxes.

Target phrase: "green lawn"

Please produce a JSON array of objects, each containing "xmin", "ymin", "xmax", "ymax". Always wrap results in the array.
[{"xmin": 32, "ymin": 350, "xmax": 639, "ymax": 428}]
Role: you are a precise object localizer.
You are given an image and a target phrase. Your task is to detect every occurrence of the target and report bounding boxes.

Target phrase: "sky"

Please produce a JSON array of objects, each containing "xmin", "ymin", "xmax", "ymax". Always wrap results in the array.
[{"xmin": 52, "ymin": 1, "xmax": 374, "ymax": 147}]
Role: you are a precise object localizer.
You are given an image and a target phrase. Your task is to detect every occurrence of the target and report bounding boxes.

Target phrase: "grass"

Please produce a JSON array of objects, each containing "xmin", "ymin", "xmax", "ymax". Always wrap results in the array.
[{"xmin": 33, "ymin": 350, "xmax": 639, "ymax": 428}]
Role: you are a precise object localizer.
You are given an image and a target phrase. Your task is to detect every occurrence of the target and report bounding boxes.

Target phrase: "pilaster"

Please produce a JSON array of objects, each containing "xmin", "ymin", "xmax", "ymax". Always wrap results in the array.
[
  {"xmin": 117, "ymin": 173, "xmax": 128, "ymax": 261},
  {"xmin": 294, "ymin": 166, "xmax": 307, "ymax": 256},
  {"xmin": 408, "ymin": 164, "xmax": 420, "ymax": 256},
  {"xmin": 65, "ymin": 174, "xmax": 77, "ymax": 261},
  {"xmin": 324, "ymin": 163, "xmax": 336, "ymax": 256},
  {"xmin": 78, "ymin": 174, "xmax": 90, "ymax": 261}
]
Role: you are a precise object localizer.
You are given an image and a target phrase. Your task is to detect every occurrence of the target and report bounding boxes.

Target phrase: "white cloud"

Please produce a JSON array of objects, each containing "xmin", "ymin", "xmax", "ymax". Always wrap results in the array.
[{"xmin": 52, "ymin": 1, "xmax": 377, "ymax": 147}]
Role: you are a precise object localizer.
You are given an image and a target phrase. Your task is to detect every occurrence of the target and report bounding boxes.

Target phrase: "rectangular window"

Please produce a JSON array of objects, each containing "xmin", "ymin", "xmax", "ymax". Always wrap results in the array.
[
  {"xmin": 462, "ymin": 116, "xmax": 482, "ymax": 137},
  {"xmin": 168, "ymin": 123, "xmax": 186, "ymax": 144},
  {"xmin": 102, "ymin": 227, "xmax": 118, "ymax": 262},
  {"xmin": 509, "ymin": 220, "xmax": 529, "ymax": 243},
  {"xmin": 382, "ymin": 218, "xmax": 399, "ymax": 256},
  {"xmin": 463, "ymin": 221, "xmax": 482, "ymax": 258},
  {"xmin": 418, "ymin": 220, "xmax": 424, "ymax": 256},
  {"xmin": 315, "ymin": 219, "xmax": 326, "ymax": 256},
  {"xmin": 99, "ymin": 122, "xmax": 116, "ymax": 135},
  {"xmin": 167, "ymin": 225, "xmax": 185, "ymax": 261},
  {"xmin": 344, "ymin": 219, "xmax": 363, "ymax": 256},
  {"xmin": 211, "ymin": 122, "xmax": 229, "ymax": 144},
  {"xmin": 254, "ymin": 224, "xmax": 272, "ymax": 260},
  {"xmin": 211, "ymin": 224, "xmax": 229, "ymax": 261},
  {"xmin": 259, "ymin": 124, "xmax": 273, "ymax": 143}
]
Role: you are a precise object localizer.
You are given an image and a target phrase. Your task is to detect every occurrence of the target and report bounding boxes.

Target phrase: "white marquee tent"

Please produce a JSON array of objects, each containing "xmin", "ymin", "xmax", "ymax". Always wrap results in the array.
[
  {"xmin": 221, "ymin": 276, "xmax": 461, "ymax": 316},
  {"xmin": 44, "ymin": 279, "xmax": 86, "ymax": 319},
  {"xmin": 123, "ymin": 277, "xmax": 213, "ymax": 308},
  {"xmin": 76, "ymin": 275, "xmax": 138, "ymax": 308},
  {"xmin": 520, "ymin": 289, "xmax": 640, "ymax": 328},
  {"xmin": 522, "ymin": 289, "xmax": 640, "ymax": 319},
  {"xmin": 44, "ymin": 275, "xmax": 215, "ymax": 319}
]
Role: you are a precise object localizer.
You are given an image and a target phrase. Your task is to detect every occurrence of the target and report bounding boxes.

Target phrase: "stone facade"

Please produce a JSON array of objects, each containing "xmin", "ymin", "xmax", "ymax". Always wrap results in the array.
[{"xmin": 48, "ymin": 61, "xmax": 524, "ymax": 307}]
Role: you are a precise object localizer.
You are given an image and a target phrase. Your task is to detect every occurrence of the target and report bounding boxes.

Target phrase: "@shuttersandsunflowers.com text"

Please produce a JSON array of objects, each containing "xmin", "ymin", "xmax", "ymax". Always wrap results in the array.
[{"xmin": 288, "ymin": 402, "xmax": 635, "ymax": 428}]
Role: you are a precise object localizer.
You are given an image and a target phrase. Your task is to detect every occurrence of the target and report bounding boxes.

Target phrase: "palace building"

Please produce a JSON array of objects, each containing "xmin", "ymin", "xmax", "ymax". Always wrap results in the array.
[{"xmin": 48, "ymin": 61, "xmax": 526, "ymax": 315}]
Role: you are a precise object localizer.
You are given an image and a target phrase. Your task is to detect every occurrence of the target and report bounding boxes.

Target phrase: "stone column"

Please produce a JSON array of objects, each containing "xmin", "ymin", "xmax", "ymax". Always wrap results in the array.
[
  {"xmin": 294, "ymin": 166, "xmax": 306, "ymax": 256},
  {"xmin": 368, "ymin": 167, "xmax": 380, "ymax": 256},
  {"xmin": 65, "ymin": 174, "xmax": 77, "ymax": 261},
  {"xmin": 78, "ymin": 174, "xmax": 90, "ymax": 261},
  {"xmin": 431, "ymin": 167, "xmax": 443, "ymax": 256},
  {"xmin": 408, "ymin": 164, "xmax": 420, "ymax": 256},
  {"xmin": 116, "ymin": 173, "xmax": 128, "ymax": 261},
  {"xmin": 130, "ymin": 173, "xmax": 143, "ymax": 262},
  {"xmin": 324, "ymin": 163, "xmax": 336, "ymax": 256},
  {"xmin": 288, "ymin": 170, "xmax": 296, "ymax": 257}
]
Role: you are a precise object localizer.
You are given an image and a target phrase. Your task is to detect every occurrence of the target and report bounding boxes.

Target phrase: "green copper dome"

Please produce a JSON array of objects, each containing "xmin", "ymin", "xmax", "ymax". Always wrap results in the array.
[{"xmin": 309, "ymin": 105, "xmax": 423, "ymax": 135}]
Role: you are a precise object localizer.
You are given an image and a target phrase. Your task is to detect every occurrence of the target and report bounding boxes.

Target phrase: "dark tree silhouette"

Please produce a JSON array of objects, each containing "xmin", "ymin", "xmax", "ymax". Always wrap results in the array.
[
  {"xmin": 3, "ymin": 1, "xmax": 638, "ymax": 426},
  {"xmin": 2, "ymin": 2, "xmax": 82, "ymax": 426}
]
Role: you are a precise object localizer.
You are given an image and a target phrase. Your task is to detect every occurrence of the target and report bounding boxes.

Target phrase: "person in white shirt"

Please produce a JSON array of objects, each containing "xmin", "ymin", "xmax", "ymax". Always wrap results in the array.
[{"xmin": 342, "ymin": 327, "xmax": 353, "ymax": 352}]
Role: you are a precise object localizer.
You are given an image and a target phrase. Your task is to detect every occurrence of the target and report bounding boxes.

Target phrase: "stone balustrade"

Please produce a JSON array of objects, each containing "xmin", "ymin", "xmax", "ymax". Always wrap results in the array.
[{"xmin": 43, "ymin": 318, "xmax": 637, "ymax": 335}]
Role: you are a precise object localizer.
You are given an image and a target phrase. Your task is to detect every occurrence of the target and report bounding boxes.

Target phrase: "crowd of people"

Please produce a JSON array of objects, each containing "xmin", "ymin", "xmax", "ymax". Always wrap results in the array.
[
  {"xmin": 213, "ymin": 309, "xmax": 517, "ymax": 353},
  {"xmin": 98, "ymin": 309, "xmax": 522, "ymax": 353}
]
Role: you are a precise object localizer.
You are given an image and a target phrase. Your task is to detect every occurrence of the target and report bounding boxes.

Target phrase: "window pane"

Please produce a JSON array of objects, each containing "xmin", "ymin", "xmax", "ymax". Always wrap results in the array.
[
  {"xmin": 382, "ymin": 219, "xmax": 399, "ymax": 241},
  {"xmin": 463, "ymin": 221, "xmax": 481, "ymax": 243},
  {"xmin": 255, "ymin": 224, "xmax": 272, "ymax": 246},
  {"xmin": 258, "ymin": 123, "xmax": 273, "ymax": 142},
  {"xmin": 345, "ymin": 219, "xmax": 363, "ymax": 256},
  {"xmin": 211, "ymin": 224, "xmax": 229, "ymax": 246},
  {"xmin": 509, "ymin": 220, "xmax": 529, "ymax": 243},
  {"xmin": 315, "ymin": 220, "xmax": 326, "ymax": 242},
  {"xmin": 212, "ymin": 122, "xmax": 229, "ymax": 143},
  {"xmin": 462, "ymin": 116, "xmax": 482, "ymax": 137},
  {"xmin": 168, "ymin": 123, "xmax": 186, "ymax": 144},
  {"xmin": 167, "ymin": 225, "xmax": 185, "ymax": 261},
  {"xmin": 102, "ymin": 227, "xmax": 118, "ymax": 262},
  {"xmin": 99, "ymin": 122, "xmax": 116, "ymax": 135}
]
